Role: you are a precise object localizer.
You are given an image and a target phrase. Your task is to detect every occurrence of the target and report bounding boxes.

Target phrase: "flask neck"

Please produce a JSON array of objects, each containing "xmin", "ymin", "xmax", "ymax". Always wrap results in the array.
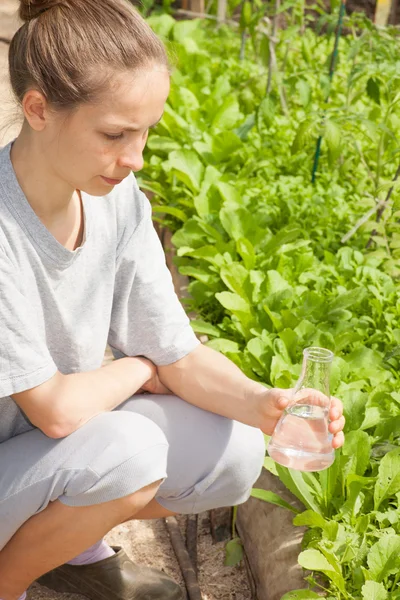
[{"xmin": 295, "ymin": 348, "xmax": 333, "ymax": 396}]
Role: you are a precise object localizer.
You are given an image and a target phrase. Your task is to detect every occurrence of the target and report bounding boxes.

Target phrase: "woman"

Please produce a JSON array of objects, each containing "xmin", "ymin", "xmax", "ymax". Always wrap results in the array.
[{"xmin": 0, "ymin": 1, "xmax": 345, "ymax": 599}]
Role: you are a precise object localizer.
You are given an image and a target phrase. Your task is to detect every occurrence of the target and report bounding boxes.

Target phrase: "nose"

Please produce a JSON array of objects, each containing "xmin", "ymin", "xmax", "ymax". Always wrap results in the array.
[{"xmin": 117, "ymin": 141, "xmax": 145, "ymax": 172}]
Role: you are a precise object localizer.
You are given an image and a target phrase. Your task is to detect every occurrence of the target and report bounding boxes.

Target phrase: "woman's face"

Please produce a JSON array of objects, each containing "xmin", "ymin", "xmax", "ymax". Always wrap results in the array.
[{"xmin": 41, "ymin": 67, "xmax": 170, "ymax": 195}]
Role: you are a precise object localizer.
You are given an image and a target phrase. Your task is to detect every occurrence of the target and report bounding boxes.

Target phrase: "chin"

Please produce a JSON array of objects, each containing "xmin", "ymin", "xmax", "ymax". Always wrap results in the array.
[{"xmin": 79, "ymin": 180, "xmax": 114, "ymax": 196}]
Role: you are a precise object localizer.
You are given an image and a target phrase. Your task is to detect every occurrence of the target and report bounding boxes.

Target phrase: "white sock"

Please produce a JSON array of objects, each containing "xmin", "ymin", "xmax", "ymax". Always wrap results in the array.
[{"xmin": 67, "ymin": 539, "xmax": 115, "ymax": 566}]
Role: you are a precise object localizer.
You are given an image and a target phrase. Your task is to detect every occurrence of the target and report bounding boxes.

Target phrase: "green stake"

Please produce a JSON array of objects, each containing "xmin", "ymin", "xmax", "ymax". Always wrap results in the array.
[{"xmin": 311, "ymin": 0, "xmax": 347, "ymax": 183}]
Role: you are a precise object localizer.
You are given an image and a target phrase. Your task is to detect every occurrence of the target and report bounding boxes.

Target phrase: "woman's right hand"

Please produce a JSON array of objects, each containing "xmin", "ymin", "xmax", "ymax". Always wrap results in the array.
[{"xmin": 135, "ymin": 357, "xmax": 173, "ymax": 395}]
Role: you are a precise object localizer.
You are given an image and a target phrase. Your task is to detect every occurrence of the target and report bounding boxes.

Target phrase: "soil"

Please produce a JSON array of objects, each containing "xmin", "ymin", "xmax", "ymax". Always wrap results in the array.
[{"xmin": 0, "ymin": 3, "xmax": 252, "ymax": 599}]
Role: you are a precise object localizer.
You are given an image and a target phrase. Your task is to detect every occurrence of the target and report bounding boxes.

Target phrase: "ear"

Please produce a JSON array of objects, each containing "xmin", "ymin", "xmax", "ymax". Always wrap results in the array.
[{"xmin": 22, "ymin": 90, "xmax": 51, "ymax": 131}]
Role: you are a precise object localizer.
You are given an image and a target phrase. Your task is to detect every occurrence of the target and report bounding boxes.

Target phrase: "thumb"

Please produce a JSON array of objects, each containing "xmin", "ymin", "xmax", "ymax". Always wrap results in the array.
[{"xmin": 269, "ymin": 388, "xmax": 292, "ymax": 412}]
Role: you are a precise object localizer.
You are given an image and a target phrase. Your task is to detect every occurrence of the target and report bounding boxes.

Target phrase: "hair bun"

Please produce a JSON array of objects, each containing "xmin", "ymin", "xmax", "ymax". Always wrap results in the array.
[{"xmin": 19, "ymin": 0, "xmax": 68, "ymax": 22}]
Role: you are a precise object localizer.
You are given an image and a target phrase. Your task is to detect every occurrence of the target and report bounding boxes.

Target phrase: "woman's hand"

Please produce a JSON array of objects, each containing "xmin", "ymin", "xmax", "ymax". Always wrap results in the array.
[
  {"xmin": 260, "ymin": 388, "xmax": 345, "ymax": 449},
  {"xmin": 141, "ymin": 370, "xmax": 173, "ymax": 395},
  {"xmin": 134, "ymin": 358, "xmax": 173, "ymax": 395}
]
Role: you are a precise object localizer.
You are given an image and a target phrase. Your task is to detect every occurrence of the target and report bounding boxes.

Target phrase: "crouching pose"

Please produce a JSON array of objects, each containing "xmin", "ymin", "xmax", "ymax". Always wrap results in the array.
[{"xmin": 0, "ymin": 1, "xmax": 345, "ymax": 598}]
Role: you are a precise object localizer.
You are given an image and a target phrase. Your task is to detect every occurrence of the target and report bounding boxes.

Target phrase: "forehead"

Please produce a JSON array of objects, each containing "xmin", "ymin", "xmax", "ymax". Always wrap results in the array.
[{"xmin": 81, "ymin": 68, "xmax": 170, "ymax": 126}]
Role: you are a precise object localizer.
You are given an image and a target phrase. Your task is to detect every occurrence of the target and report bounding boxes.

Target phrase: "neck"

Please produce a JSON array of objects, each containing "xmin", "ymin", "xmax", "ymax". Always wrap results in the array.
[{"xmin": 10, "ymin": 125, "xmax": 76, "ymax": 220}]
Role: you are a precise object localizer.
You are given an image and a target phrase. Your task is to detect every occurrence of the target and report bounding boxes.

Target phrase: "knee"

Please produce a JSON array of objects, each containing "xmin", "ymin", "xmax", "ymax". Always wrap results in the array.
[
  {"xmin": 57, "ymin": 412, "xmax": 169, "ymax": 507},
  {"xmin": 80, "ymin": 411, "xmax": 169, "ymax": 473},
  {"xmin": 219, "ymin": 422, "xmax": 265, "ymax": 504}
]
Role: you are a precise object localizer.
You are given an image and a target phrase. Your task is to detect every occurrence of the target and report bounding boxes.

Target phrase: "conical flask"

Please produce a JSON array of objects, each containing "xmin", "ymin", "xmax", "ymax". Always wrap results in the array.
[{"xmin": 268, "ymin": 347, "xmax": 335, "ymax": 472}]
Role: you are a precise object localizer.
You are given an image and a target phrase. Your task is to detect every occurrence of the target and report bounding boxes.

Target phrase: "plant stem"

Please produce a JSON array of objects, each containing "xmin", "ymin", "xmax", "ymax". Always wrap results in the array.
[
  {"xmin": 240, "ymin": 30, "xmax": 246, "ymax": 60},
  {"xmin": 311, "ymin": 0, "xmax": 346, "ymax": 183},
  {"xmin": 232, "ymin": 505, "xmax": 238, "ymax": 538},
  {"xmin": 266, "ymin": 0, "xmax": 280, "ymax": 95},
  {"xmin": 366, "ymin": 159, "xmax": 400, "ymax": 248},
  {"xmin": 392, "ymin": 570, "xmax": 400, "ymax": 592}
]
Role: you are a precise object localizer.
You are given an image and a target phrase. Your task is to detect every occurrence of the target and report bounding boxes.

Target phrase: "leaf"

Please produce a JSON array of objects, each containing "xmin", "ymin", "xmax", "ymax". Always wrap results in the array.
[
  {"xmin": 367, "ymin": 535, "xmax": 400, "ymax": 582},
  {"xmin": 215, "ymin": 291, "xmax": 251, "ymax": 315},
  {"xmin": 147, "ymin": 135, "xmax": 181, "ymax": 154},
  {"xmin": 296, "ymin": 79, "xmax": 311, "ymax": 107},
  {"xmin": 263, "ymin": 456, "xmax": 278, "ymax": 475},
  {"xmin": 275, "ymin": 465, "xmax": 322, "ymax": 514},
  {"xmin": 293, "ymin": 510, "xmax": 327, "ymax": 528},
  {"xmin": 361, "ymin": 581, "xmax": 388, "ymax": 600},
  {"xmin": 167, "ymin": 150, "xmax": 204, "ymax": 193},
  {"xmin": 172, "ymin": 18, "xmax": 202, "ymax": 42},
  {"xmin": 151, "ymin": 205, "xmax": 187, "ymax": 222},
  {"xmin": 298, "ymin": 549, "xmax": 345, "ymax": 593},
  {"xmin": 324, "ymin": 120, "xmax": 341, "ymax": 149},
  {"xmin": 220, "ymin": 205, "xmax": 252, "ymax": 241},
  {"xmin": 319, "ymin": 449, "xmax": 341, "ymax": 508},
  {"xmin": 374, "ymin": 449, "xmax": 400, "ymax": 510},
  {"xmin": 205, "ymin": 338, "xmax": 240, "ymax": 354},
  {"xmin": 212, "ymin": 132, "xmax": 243, "ymax": 162},
  {"xmin": 240, "ymin": 0, "xmax": 252, "ymax": 29},
  {"xmin": 367, "ymin": 77, "xmax": 381, "ymax": 105},
  {"xmin": 291, "ymin": 120, "xmax": 316, "ymax": 154},
  {"xmin": 342, "ymin": 430, "xmax": 371, "ymax": 477},
  {"xmin": 220, "ymin": 263, "xmax": 249, "ymax": 300},
  {"xmin": 224, "ymin": 537, "xmax": 243, "ymax": 566},
  {"xmin": 190, "ymin": 320, "xmax": 221, "ymax": 338},
  {"xmin": 251, "ymin": 488, "xmax": 300, "ymax": 513},
  {"xmin": 235, "ymin": 113, "xmax": 256, "ymax": 141},
  {"xmin": 212, "ymin": 96, "xmax": 242, "ymax": 130},
  {"xmin": 146, "ymin": 13, "xmax": 175, "ymax": 38},
  {"xmin": 327, "ymin": 287, "xmax": 367, "ymax": 313},
  {"xmin": 280, "ymin": 591, "xmax": 320, "ymax": 599},
  {"xmin": 259, "ymin": 35, "xmax": 270, "ymax": 68},
  {"xmin": 236, "ymin": 237, "xmax": 256, "ymax": 270},
  {"xmin": 216, "ymin": 181, "xmax": 242, "ymax": 205},
  {"xmin": 257, "ymin": 96, "xmax": 276, "ymax": 130},
  {"xmin": 341, "ymin": 390, "xmax": 367, "ymax": 432}
]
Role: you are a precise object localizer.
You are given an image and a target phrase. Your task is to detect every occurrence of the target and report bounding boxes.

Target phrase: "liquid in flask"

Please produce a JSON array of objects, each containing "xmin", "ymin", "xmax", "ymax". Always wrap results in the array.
[{"xmin": 268, "ymin": 347, "xmax": 335, "ymax": 472}]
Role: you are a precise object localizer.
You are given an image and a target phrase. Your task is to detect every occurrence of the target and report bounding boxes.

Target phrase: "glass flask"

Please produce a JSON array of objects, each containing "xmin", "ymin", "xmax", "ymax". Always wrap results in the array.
[{"xmin": 268, "ymin": 347, "xmax": 335, "ymax": 472}]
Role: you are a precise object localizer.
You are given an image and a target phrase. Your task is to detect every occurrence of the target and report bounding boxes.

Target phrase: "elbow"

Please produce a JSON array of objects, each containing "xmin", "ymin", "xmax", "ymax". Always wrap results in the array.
[
  {"xmin": 44, "ymin": 422, "xmax": 72, "ymax": 439},
  {"xmin": 32, "ymin": 413, "xmax": 73, "ymax": 439}
]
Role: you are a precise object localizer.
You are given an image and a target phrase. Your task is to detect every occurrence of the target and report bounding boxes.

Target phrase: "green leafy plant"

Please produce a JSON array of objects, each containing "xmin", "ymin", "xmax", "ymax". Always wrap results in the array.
[{"xmin": 141, "ymin": 10, "xmax": 400, "ymax": 598}]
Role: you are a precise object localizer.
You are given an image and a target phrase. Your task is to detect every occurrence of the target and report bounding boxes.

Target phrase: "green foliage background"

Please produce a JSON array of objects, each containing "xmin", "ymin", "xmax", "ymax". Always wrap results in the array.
[{"xmin": 139, "ymin": 10, "xmax": 400, "ymax": 598}]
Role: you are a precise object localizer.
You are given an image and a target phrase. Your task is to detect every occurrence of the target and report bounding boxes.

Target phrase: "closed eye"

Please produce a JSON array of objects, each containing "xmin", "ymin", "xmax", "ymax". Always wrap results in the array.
[{"xmin": 104, "ymin": 132, "xmax": 124, "ymax": 141}]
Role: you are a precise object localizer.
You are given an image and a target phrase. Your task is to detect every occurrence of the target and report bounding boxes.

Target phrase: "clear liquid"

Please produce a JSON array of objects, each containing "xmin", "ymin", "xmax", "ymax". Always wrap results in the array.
[{"xmin": 268, "ymin": 404, "xmax": 335, "ymax": 472}]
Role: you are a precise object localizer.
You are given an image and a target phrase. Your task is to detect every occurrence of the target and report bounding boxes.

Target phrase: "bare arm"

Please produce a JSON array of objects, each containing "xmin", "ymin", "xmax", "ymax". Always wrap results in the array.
[
  {"xmin": 158, "ymin": 343, "xmax": 267, "ymax": 429},
  {"xmin": 12, "ymin": 356, "xmax": 155, "ymax": 439},
  {"xmin": 158, "ymin": 343, "xmax": 345, "ymax": 445}
]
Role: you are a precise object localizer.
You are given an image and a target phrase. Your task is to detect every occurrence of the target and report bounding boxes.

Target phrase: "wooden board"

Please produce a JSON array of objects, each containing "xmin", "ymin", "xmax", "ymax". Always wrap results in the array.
[{"xmin": 236, "ymin": 470, "xmax": 308, "ymax": 600}]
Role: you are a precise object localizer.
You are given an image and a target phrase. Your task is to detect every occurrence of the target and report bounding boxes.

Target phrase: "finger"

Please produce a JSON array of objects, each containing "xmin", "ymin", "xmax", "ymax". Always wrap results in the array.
[
  {"xmin": 329, "ymin": 397, "xmax": 343, "ymax": 420},
  {"xmin": 332, "ymin": 430, "xmax": 345, "ymax": 449},
  {"xmin": 329, "ymin": 415, "xmax": 345, "ymax": 435},
  {"xmin": 294, "ymin": 388, "xmax": 330, "ymax": 408},
  {"xmin": 277, "ymin": 394, "xmax": 291, "ymax": 410}
]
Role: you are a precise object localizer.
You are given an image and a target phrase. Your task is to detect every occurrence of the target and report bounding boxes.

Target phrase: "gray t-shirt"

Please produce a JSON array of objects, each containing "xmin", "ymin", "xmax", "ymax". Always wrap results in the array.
[{"xmin": 0, "ymin": 142, "xmax": 200, "ymax": 443}]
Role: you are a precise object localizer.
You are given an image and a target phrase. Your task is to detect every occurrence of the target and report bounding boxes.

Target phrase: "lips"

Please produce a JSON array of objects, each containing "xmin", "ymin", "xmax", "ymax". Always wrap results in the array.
[{"xmin": 101, "ymin": 176, "xmax": 124, "ymax": 186}]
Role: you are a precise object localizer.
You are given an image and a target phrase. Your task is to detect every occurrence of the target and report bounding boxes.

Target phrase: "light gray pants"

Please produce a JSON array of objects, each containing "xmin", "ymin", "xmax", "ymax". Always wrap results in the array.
[{"xmin": 0, "ymin": 394, "xmax": 265, "ymax": 550}]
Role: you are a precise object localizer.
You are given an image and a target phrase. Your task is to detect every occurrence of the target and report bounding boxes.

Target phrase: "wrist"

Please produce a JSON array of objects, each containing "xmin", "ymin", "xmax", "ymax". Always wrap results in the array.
[
  {"xmin": 244, "ymin": 380, "xmax": 270, "ymax": 429},
  {"xmin": 128, "ymin": 356, "xmax": 156, "ymax": 387}
]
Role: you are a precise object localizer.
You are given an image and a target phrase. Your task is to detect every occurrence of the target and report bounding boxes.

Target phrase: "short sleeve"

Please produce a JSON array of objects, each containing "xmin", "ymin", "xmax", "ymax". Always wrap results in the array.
[
  {"xmin": 108, "ymin": 192, "xmax": 200, "ymax": 366},
  {"xmin": 0, "ymin": 249, "xmax": 57, "ymax": 397}
]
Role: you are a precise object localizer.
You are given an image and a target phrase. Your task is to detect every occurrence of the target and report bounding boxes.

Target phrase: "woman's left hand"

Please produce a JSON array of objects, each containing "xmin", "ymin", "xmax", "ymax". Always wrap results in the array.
[
  {"xmin": 136, "ymin": 370, "xmax": 173, "ymax": 395},
  {"xmin": 260, "ymin": 388, "xmax": 345, "ymax": 449}
]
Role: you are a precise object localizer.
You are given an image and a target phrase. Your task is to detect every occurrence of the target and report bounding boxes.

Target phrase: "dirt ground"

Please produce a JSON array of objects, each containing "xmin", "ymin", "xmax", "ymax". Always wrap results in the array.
[{"xmin": 0, "ymin": 2, "xmax": 252, "ymax": 599}]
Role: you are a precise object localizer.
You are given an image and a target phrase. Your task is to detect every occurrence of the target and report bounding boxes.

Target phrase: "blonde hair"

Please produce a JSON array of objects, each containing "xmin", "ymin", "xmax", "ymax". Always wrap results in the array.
[{"xmin": 10, "ymin": 0, "xmax": 170, "ymax": 110}]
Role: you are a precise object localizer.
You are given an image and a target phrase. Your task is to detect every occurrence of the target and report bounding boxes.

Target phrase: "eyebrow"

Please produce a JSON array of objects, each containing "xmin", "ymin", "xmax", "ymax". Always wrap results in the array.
[{"xmin": 111, "ymin": 113, "xmax": 164, "ymax": 132}]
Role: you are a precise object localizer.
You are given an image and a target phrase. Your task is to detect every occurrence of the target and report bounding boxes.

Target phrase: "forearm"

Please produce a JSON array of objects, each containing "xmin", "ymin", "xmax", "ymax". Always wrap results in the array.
[
  {"xmin": 53, "ymin": 356, "xmax": 153, "ymax": 437},
  {"xmin": 158, "ymin": 344, "xmax": 266, "ymax": 428}
]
